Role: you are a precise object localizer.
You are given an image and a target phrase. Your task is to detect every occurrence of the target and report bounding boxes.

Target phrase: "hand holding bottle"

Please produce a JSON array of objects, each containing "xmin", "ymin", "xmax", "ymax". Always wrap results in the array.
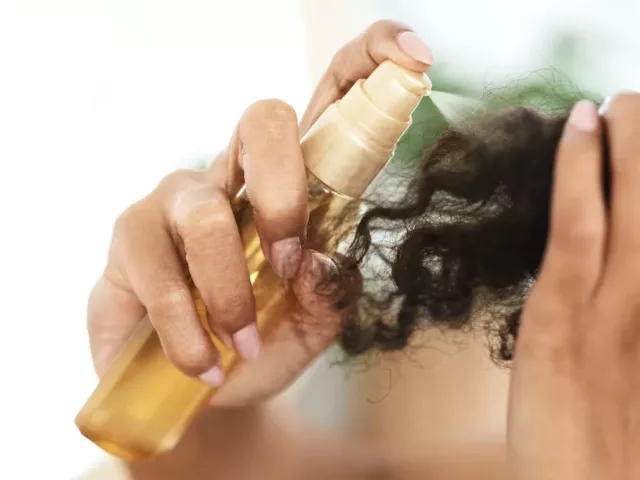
[{"xmin": 86, "ymin": 20, "xmax": 434, "ymax": 408}]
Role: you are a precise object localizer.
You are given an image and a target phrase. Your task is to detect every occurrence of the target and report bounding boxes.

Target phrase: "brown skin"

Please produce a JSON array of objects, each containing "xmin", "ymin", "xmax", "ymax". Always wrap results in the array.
[
  {"xmin": 126, "ymin": 402, "xmax": 382, "ymax": 480},
  {"xmin": 508, "ymin": 94, "xmax": 640, "ymax": 479},
  {"xmin": 87, "ymin": 20, "xmax": 431, "ymax": 403},
  {"xmin": 352, "ymin": 95, "xmax": 640, "ymax": 480},
  {"xmin": 87, "ymin": 20, "xmax": 432, "ymax": 479},
  {"xmin": 87, "ymin": 15, "xmax": 640, "ymax": 478}
]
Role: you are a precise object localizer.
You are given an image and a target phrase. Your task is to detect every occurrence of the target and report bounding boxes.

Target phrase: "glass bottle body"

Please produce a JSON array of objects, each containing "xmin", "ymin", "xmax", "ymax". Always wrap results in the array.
[{"xmin": 75, "ymin": 173, "xmax": 356, "ymax": 461}]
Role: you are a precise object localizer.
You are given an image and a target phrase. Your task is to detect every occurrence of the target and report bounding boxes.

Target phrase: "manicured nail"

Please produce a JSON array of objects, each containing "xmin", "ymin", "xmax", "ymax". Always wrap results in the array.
[
  {"xmin": 396, "ymin": 31, "xmax": 434, "ymax": 66},
  {"xmin": 232, "ymin": 324, "xmax": 261, "ymax": 361},
  {"xmin": 598, "ymin": 96, "xmax": 612, "ymax": 115},
  {"xmin": 568, "ymin": 100, "xmax": 598, "ymax": 132},
  {"xmin": 199, "ymin": 366, "xmax": 224, "ymax": 387},
  {"xmin": 270, "ymin": 237, "xmax": 302, "ymax": 278}
]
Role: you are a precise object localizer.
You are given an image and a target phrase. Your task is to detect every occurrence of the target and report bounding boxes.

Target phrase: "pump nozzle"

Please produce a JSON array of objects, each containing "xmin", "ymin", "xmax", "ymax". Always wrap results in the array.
[{"xmin": 302, "ymin": 60, "xmax": 431, "ymax": 198}]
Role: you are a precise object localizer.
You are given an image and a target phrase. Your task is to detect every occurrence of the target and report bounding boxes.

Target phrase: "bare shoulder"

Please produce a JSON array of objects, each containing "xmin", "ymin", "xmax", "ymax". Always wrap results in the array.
[{"xmin": 349, "ymin": 328, "xmax": 510, "ymax": 478}]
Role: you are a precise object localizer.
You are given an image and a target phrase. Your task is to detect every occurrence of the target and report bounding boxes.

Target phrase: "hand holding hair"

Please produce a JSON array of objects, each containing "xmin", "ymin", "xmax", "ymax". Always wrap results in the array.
[{"xmin": 343, "ymin": 93, "xmax": 640, "ymax": 479}]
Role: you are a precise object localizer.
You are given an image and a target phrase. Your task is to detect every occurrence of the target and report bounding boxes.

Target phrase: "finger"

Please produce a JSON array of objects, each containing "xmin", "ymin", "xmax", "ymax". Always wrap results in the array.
[
  {"xmin": 534, "ymin": 101, "xmax": 605, "ymax": 309},
  {"xmin": 208, "ymin": 251, "xmax": 349, "ymax": 406},
  {"xmin": 115, "ymin": 202, "xmax": 223, "ymax": 384},
  {"xmin": 600, "ymin": 93, "xmax": 640, "ymax": 269},
  {"xmin": 87, "ymin": 275, "xmax": 146, "ymax": 376},
  {"xmin": 299, "ymin": 20, "xmax": 434, "ymax": 134},
  {"xmin": 170, "ymin": 180, "xmax": 260, "ymax": 361},
  {"xmin": 227, "ymin": 99, "xmax": 307, "ymax": 279}
]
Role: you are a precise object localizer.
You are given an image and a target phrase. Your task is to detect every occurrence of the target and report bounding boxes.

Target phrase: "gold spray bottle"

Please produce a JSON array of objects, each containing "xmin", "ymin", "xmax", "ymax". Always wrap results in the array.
[{"xmin": 75, "ymin": 60, "xmax": 432, "ymax": 461}]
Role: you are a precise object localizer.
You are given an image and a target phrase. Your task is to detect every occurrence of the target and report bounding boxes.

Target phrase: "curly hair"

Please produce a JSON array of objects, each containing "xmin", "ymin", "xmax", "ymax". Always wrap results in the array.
[{"xmin": 336, "ymin": 105, "xmax": 585, "ymax": 364}]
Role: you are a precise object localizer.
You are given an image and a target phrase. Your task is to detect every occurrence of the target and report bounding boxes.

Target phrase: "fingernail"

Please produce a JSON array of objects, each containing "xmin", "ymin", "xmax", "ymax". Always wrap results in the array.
[
  {"xmin": 270, "ymin": 237, "xmax": 302, "ymax": 278},
  {"xmin": 396, "ymin": 31, "xmax": 434, "ymax": 66},
  {"xmin": 598, "ymin": 95, "xmax": 612, "ymax": 115},
  {"xmin": 199, "ymin": 366, "xmax": 224, "ymax": 387},
  {"xmin": 568, "ymin": 100, "xmax": 598, "ymax": 132},
  {"xmin": 232, "ymin": 324, "xmax": 261, "ymax": 361}
]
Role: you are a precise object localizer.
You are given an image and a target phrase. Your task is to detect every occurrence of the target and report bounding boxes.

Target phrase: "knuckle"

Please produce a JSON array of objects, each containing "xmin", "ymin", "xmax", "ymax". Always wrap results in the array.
[
  {"xmin": 170, "ymin": 339, "xmax": 217, "ymax": 376},
  {"xmin": 113, "ymin": 171, "xmax": 199, "ymax": 243},
  {"xmin": 113, "ymin": 200, "xmax": 153, "ymax": 240},
  {"xmin": 210, "ymin": 292, "xmax": 254, "ymax": 332},
  {"xmin": 329, "ymin": 20, "xmax": 410, "ymax": 94},
  {"xmin": 539, "ymin": 264, "xmax": 595, "ymax": 302},
  {"xmin": 551, "ymin": 216, "xmax": 603, "ymax": 254},
  {"xmin": 329, "ymin": 47, "xmax": 356, "ymax": 94},
  {"xmin": 517, "ymin": 302, "xmax": 579, "ymax": 361},
  {"xmin": 243, "ymin": 99, "xmax": 297, "ymax": 133},
  {"xmin": 538, "ymin": 248, "xmax": 598, "ymax": 299},
  {"xmin": 524, "ymin": 288, "xmax": 570, "ymax": 322},
  {"xmin": 516, "ymin": 331, "xmax": 577, "ymax": 371},
  {"xmin": 147, "ymin": 285, "xmax": 218, "ymax": 375},
  {"xmin": 367, "ymin": 19, "xmax": 405, "ymax": 35},
  {"xmin": 149, "ymin": 283, "xmax": 194, "ymax": 314},
  {"xmin": 156, "ymin": 169, "xmax": 197, "ymax": 196},
  {"xmin": 176, "ymin": 194, "xmax": 233, "ymax": 241},
  {"xmin": 113, "ymin": 203, "xmax": 139, "ymax": 235},
  {"xmin": 110, "ymin": 200, "xmax": 163, "ymax": 266}
]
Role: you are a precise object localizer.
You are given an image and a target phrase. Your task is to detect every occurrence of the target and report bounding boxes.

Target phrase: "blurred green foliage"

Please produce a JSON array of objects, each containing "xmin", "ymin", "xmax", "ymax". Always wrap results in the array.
[{"xmin": 390, "ymin": 32, "xmax": 604, "ymax": 166}]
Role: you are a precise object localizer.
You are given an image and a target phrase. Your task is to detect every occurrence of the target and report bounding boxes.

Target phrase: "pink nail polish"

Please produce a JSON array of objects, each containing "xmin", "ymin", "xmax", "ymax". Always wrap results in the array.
[
  {"xmin": 568, "ymin": 100, "xmax": 598, "ymax": 132},
  {"xmin": 233, "ymin": 324, "xmax": 261, "ymax": 360},
  {"xmin": 270, "ymin": 237, "xmax": 302, "ymax": 278},
  {"xmin": 396, "ymin": 31, "xmax": 434, "ymax": 66},
  {"xmin": 199, "ymin": 366, "xmax": 225, "ymax": 387}
]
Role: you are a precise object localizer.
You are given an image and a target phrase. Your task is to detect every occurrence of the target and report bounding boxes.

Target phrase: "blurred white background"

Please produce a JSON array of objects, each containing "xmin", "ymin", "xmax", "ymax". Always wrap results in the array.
[{"xmin": 0, "ymin": 0, "xmax": 638, "ymax": 478}]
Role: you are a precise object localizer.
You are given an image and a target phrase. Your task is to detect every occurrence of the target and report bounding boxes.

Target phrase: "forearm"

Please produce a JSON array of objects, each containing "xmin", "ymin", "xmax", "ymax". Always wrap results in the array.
[{"xmin": 126, "ymin": 400, "xmax": 377, "ymax": 480}]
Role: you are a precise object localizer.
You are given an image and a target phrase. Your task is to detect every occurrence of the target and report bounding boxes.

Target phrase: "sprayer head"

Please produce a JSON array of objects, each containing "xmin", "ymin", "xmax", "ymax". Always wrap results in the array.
[
  {"xmin": 302, "ymin": 60, "xmax": 432, "ymax": 197},
  {"xmin": 362, "ymin": 60, "xmax": 432, "ymax": 121}
]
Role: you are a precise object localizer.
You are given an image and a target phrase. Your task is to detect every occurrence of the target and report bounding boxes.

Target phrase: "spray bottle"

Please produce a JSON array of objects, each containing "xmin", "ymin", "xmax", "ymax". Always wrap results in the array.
[{"xmin": 75, "ymin": 60, "xmax": 432, "ymax": 461}]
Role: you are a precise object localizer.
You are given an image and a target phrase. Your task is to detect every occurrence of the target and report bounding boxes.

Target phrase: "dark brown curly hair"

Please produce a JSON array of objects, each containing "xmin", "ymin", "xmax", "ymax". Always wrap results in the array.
[{"xmin": 336, "ymin": 104, "xmax": 607, "ymax": 364}]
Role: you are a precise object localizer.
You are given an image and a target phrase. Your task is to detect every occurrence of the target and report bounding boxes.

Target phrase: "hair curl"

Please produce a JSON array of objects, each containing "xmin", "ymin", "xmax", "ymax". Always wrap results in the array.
[{"xmin": 336, "ymin": 105, "xmax": 577, "ymax": 364}]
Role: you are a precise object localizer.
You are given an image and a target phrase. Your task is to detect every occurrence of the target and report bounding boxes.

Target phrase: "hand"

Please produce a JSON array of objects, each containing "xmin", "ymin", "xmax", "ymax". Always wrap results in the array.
[
  {"xmin": 87, "ymin": 20, "xmax": 434, "ymax": 406},
  {"xmin": 508, "ymin": 93, "xmax": 640, "ymax": 479}
]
